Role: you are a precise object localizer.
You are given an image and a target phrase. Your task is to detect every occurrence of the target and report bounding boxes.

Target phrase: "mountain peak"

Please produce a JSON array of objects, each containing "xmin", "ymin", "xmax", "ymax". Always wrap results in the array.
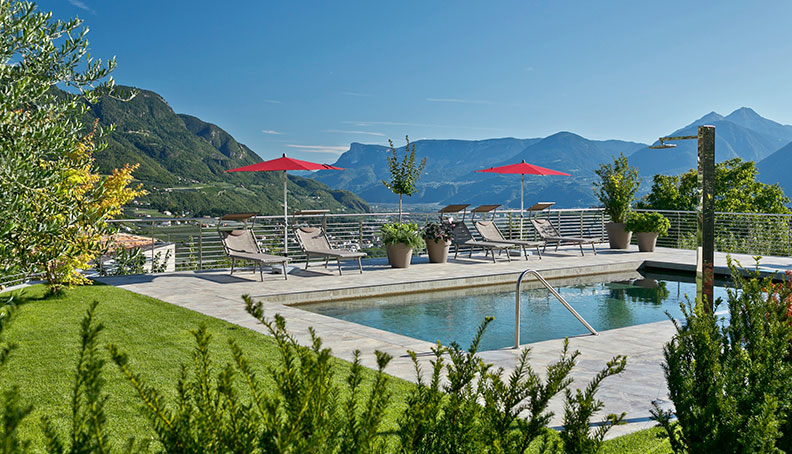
[
  {"xmin": 699, "ymin": 111, "xmax": 725, "ymax": 124},
  {"xmin": 544, "ymin": 131, "xmax": 585, "ymax": 141},
  {"xmin": 728, "ymin": 106, "xmax": 759, "ymax": 117},
  {"xmin": 723, "ymin": 107, "xmax": 792, "ymax": 142}
]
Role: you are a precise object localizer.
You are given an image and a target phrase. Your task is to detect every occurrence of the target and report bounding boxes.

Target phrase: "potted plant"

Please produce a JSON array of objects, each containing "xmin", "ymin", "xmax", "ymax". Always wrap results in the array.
[
  {"xmin": 381, "ymin": 223, "xmax": 424, "ymax": 268},
  {"xmin": 422, "ymin": 221, "xmax": 453, "ymax": 263},
  {"xmin": 594, "ymin": 153, "xmax": 640, "ymax": 249},
  {"xmin": 625, "ymin": 211, "xmax": 670, "ymax": 252},
  {"xmin": 381, "ymin": 135, "xmax": 427, "ymax": 267}
]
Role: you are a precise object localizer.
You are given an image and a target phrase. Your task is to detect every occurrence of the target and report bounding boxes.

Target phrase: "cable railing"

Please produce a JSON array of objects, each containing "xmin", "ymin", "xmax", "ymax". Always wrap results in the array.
[
  {"xmin": 98, "ymin": 208, "xmax": 609, "ymax": 275},
  {"xmin": 633, "ymin": 209, "xmax": 792, "ymax": 257},
  {"xmin": 6, "ymin": 207, "xmax": 792, "ymax": 288}
]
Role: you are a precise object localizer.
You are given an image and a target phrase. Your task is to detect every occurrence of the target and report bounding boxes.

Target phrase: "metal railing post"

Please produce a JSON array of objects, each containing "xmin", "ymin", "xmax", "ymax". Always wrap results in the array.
[
  {"xmin": 198, "ymin": 221, "xmax": 203, "ymax": 270},
  {"xmin": 358, "ymin": 219, "xmax": 363, "ymax": 250},
  {"xmin": 557, "ymin": 211, "xmax": 562, "ymax": 235},
  {"xmin": 150, "ymin": 221, "xmax": 155, "ymax": 265},
  {"xmin": 601, "ymin": 210, "xmax": 606, "ymax": 238}
]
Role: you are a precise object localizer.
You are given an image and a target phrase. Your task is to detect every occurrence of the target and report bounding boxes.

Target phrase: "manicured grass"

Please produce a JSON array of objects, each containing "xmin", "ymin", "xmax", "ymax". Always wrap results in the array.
[
  {"xmin": 0, "ymin": 283, "xmax": 671, "ymax": 453},
  {"xmin": 0, "ymin": 283, "xmax": 413, "ymax": 452}
]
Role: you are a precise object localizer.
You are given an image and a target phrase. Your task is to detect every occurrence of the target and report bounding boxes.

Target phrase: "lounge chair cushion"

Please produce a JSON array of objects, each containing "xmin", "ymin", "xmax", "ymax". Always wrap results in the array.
[
  {"xmin": 530, "ymin": 219, "xmax": 597, "ymax": 244},
  {"xmin": 474, "ymin": 221, "xmax": 544, "ymax": 247},
  {"xmin": 226, "ymin": 250, "xmax": 288, "ymax": 264},
  {"xmin": 451, "ymin": 222, "xmax": 514, "ymax": 249},
  {"xmin": 295, "ymin": 227, "xmax": 366, "ymax": 258}
]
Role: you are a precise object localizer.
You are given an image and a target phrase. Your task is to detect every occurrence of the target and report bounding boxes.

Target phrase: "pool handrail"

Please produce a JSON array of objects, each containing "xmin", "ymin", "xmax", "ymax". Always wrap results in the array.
[{"xmin": 515, "ymin": 269, "xmax": 598, "ymax": 349}]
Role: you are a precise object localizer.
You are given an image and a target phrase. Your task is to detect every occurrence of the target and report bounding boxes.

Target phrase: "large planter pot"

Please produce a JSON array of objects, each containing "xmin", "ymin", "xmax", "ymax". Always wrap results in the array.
[
  {"xmin": 605, "ymin": 222, "xmax": 632, "ymax": 249},
  {"xmin": 635, "ymin": 232, "xmax": 659, "ymax": 252},
  {"xmin": 386, "ymin": 243, "xmax": 414, "ymax": 268},
  {"xmin": 425, "ymin": 239, "xmax": 451, "ymax": 263}
]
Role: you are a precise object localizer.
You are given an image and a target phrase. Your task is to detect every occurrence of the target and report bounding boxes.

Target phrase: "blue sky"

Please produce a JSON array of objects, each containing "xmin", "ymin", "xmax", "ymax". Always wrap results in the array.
[{"xmin": 39, "ymin": 0, "xmax": 792, "ymax": 162}]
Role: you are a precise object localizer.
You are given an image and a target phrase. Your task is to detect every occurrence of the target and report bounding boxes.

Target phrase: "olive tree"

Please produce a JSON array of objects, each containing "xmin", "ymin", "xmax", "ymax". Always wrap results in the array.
[{"xmin": 0, "ymin": 0, "xmax": 143, "ymax": 292}]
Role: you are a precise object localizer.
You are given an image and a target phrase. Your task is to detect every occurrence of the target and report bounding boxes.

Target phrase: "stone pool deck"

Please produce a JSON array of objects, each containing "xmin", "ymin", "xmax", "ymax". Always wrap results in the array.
[{"xmin": 96, "ymin": 246, "xmax": 792, "ymax": 438}]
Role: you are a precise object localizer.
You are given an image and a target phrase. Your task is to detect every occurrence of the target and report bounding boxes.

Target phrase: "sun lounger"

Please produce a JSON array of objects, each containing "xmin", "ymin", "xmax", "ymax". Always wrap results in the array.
[
  {"xmin": 530, "ymin": 218, "xmax": 597, "ymax": 256},
  {"xmin": 218, "ymin": 228, "xmax": 289, "ymax": 280},
  {"xmin": 451, "ymin": 222, "xmax": 515, "ymax": 263},
  {"xmin": 474, "ymin": 220, "xmax": 544, "ymax": 259},
  {"xmin": 294, "ymin": 227, "xmax": 366, "ymax": 275}
]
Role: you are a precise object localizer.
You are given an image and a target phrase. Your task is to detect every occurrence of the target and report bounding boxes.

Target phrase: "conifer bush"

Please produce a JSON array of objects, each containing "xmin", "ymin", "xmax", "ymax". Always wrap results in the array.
[
  {"xmin": 652, "ymin": 259, "xmax": 792, "ymax": 452},
  {"xmin": 2, "ymin": 293, "xmax": 630, "ymax": 452}
]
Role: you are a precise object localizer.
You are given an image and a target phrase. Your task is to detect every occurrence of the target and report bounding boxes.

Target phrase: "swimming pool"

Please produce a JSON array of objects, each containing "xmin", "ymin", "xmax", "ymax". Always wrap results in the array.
[{"xmin": 298, "ymin": 270, "xmax": 732, "ymax": 351}]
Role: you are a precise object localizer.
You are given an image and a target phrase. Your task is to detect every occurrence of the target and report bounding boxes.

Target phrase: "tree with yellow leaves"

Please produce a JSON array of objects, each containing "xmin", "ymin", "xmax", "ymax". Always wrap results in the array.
[{"xmin": 0, "ymin": 1, "xmax": 144, "ymax": 292}]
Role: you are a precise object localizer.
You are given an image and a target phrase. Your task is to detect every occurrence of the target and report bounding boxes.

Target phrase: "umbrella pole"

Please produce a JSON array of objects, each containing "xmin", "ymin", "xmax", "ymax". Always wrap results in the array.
[
  {"xmin": 283, "ymin": 170, "xmax": 288, "ymax": 255},
  {"xmin": 520, "ymin": 173, "xmax": 524, "ymax": 240}
]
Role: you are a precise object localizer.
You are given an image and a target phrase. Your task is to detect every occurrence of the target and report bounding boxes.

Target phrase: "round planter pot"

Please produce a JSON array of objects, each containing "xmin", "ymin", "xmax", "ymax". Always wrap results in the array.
[
  {"xmin": 605, "ymin": 222, "xmax": 633, "ymax": 249},
  {"xmin": 425, "ymin": 239, "xmax": 451, "ymax": 263},
  {"xmin": 386, "ymin": 243, "xmax": 413, "ymax": 268},
  {"xmin": 635, "ymin": 232, "xmax": 659, "ymax": 252}
]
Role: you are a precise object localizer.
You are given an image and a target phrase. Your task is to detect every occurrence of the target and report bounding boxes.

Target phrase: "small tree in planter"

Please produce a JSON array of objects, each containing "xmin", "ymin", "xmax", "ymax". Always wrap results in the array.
[
  {"xmin": 594, "ymin": 153, "xmax": 640, "ymax": 249},
  {"xmin": 422, "ymin": 221, "xmax": 453, "ymax": 263},
  {"xmin": 381, "ymin": 223, "xmax": 424, "ymax": 268},
  {"xmin": 382, "ymin": 136, "xmax": 426, "ymax": 223},
  {"xmin": 381, "ymin": 135, "xmax": 426, "ymax": 267},
  {"xmin": 625, "ymin": 212, "xmax": 670, "ymax": 252}
]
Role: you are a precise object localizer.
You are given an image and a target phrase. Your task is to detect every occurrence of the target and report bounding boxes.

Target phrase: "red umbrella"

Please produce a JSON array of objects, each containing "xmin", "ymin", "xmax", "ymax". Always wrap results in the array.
[
  {"xmin": 227, "ymin": 154, "xmax": 344, "ymax": 253},
  {"xmin": 476, "ymin": 160, "xmax": 570, "ymax": 238}
]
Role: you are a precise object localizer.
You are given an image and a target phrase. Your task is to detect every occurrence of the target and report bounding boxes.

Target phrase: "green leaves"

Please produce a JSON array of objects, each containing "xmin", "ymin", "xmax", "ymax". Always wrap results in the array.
[
  {"xmin": 652, "ymin": 259, "xmax": 792, "ymax": 452},
  {"xmin": 382, "ymin": 136, "xmax": 427, "ymax": 221},
  {"xmin": 594, "ymin": 154, "xmax": 640, "ymax": 223},
  {"xmin": 0, "ymin": 0, "xmax": 141, "ymax": 291},
  {"xmin": 625, "ymin": 212, "xmax": 670, "ymax": 236},
  {"xmin": 398, "ymin": 319, "xmax": 627, "ymax": 454},
  {"xmin": 382, "ymin": 136, "xmax": 426, "ymax": 198},
  {"xmin": 637, "ymin": 158, "xmax": 790, "ymax": 214},
  {"xmin": 381, "ymin": 222, "xmax": 424, "ymax": 249}
]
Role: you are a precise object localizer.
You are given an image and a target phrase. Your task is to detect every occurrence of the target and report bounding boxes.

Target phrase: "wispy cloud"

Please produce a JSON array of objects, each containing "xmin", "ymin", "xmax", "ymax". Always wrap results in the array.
[
  {"xmin": 286, "ymin": 144, "xmax": 348, "ymax": 155},
  {"xmin": 262, "ymin": 99, "xmax": 282, "ymax": 104},
  {"xmin": 342, "ymin": 120, "xmax": 505, "ymax": 132},
  {"xmin": 68, "ymin": 0, "xmax": 95, "ymax": 13},
  {"xmin": 324, "ymin": 129, "xmax": 385, "ymax": 137},
  {"xmin": 425, "ymin": 97, "xmax": 496, "ymax": 105},
  {"xmin": 341, "ymin": 91, "xmax": 374, "ymax": 97},
  {"xmin": 261, "ymin": 130, "xmax": 282, "ymax": 135}
]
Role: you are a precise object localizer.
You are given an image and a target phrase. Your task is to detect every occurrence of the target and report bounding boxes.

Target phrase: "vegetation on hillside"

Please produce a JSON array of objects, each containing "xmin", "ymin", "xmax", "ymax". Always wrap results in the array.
[{"xmin": 81, "ymin": 87, "xmax": 369, "ymax": 217}]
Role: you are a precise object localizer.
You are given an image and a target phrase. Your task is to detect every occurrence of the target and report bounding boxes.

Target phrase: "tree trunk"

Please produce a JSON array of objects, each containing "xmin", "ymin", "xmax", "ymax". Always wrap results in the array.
[{"xmin": 398, "ymin": 194, "xmax": 403, "ymax": 223}]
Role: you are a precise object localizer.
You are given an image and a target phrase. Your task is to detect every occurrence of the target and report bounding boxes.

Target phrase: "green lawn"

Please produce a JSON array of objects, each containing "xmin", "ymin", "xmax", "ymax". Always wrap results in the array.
[{"xmin": 0, "ymin": 284, "xmax": 671, "ymax": 453}]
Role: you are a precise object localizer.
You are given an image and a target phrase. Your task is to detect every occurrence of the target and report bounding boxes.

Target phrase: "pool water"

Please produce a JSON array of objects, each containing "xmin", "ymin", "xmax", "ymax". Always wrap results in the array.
[{"xmin": 299, "ymin": 271, "xmax": 732, "ymax": 351}]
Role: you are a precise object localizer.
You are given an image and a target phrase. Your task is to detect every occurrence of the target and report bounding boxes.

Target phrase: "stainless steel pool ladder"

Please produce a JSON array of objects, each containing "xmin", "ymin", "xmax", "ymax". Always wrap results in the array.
[{"xmin": 515, "ymin": 269, "xmax": 598, "ymax": 349}]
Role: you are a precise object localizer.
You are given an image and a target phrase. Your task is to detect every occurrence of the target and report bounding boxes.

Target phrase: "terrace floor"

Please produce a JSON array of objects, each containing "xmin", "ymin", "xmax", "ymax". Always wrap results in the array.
[{"xmin": 96, "ymin": 246, "xmax": 792, "ymax": 438}]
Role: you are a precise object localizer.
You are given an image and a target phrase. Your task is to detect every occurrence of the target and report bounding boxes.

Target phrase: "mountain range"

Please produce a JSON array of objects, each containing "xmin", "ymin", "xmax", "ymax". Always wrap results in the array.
[
  {"xmin": 313, "ymin": 107, "xmax": 792, "ymax": 208},
  {"xmin": 82, "ymin": 87, "xmax": 369, "ymax": 216},
  {"xmin": 82, "ymin": 86, "xmax": 792, "ymax": 213}
]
